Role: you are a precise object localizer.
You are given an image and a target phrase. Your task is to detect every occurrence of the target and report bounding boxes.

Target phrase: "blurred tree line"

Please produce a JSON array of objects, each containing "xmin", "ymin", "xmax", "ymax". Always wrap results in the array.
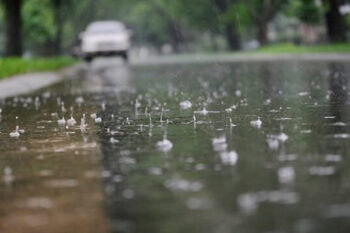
[{"xmin": 0, "ymin": 0, "xmax": 349, "ymax": 56}]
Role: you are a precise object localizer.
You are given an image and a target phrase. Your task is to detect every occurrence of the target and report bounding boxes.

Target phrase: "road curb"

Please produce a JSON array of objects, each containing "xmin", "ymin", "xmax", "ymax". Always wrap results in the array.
[
  {"xmin": 132, "ymin": 53, "xmax": 350, "ymax": 66},
  {"xmin": 0, "ymin": 64, "xmax": 83, "ymax": 99}
]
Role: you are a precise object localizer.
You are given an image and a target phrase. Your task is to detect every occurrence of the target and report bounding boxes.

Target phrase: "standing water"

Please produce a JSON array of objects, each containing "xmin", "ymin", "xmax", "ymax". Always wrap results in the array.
[{"xmin": 1, "ymin": 59, "xmax": 350, "ymax": 233}]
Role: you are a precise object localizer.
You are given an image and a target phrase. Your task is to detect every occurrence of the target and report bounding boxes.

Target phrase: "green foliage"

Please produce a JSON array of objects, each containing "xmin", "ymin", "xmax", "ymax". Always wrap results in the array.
[
  {"xmin": 171, "ymin": 0, "xmax": 220, "ymax": 32},
  {"xmin": 1, "ymin": 0, "xmax": 348, "ymax": 55},
  {"xmin": 22, "ymin": 0, "xmax": 55, "ymax": 45},
  {"xmin": 0, "ymin": 56, "xmax": 76, "ymax": 79},
  {"xmin": 256, "ymin": 43, "xmax": 350, "ymax": 53},
  {"xmin": 125, "ymin": 2, "xmax": 170, "ymax": 46},
  {"xmin": 0, "ymin": 4, "xmax": 4, "ymax": 54},
  {"xmin": 288, "ymin": 0, "xmax": 322, "ymax": 24}
]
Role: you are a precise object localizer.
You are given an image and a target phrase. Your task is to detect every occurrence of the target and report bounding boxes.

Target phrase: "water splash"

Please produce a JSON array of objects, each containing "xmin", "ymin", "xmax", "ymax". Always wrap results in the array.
[
  {"xmin": 250, "ymin": 117, "xmax": 262, "ymax": 128},
  {"xmin": 156, "ymin": 129, "xmax": 173, "ymax": 152},
  {"xmin": 9, "ymin": 126, "xmax": 20, "ymax": 138},
  {"xmin": 179, "ymin": 100, "xmax": 192, "ymax": 110}
]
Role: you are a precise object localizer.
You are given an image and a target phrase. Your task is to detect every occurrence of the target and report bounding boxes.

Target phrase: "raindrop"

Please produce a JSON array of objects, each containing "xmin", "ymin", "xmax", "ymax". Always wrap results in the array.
[
  {"xmin": 156, "ymin": 137, "xmax": 173, "ymax": 152},
  {"xmin": 324, "ymin": 154, "xmax": 342, "ymax": 162},
  {"xmin": 57, "ymin": 117, "xmax": 66, "ymax": 126},
  {"xmin": 9, "ymin": 126, "xmax": 20, "ymax": 138},
  {"xmin": 101, "ymin": 102, "xmax": 106, "ymax": 111},
  {"xmin": 148, "ymin": 113, "xmax": 153, "ymax": 127},
  {"xmin": 250, "ymin": 117, "xmax": 262, "ymax": 128},
  {"xmin": 195, "ymin": 107, "xmax": 209, "ymax": 116},
  {"xmin": 75, "ymin": 96, "xmax": 84, "ymax": 105},
  {"xmin": 67, "ymin": 108, "xmax": 77, "ymax": 126},
  {"xmin": 110, "ymin": 137, "xmax": 119, "ymax": 144},
  {"xmin": 164, "ymin": 177, "xmax": 203, "ymax": 192},
  {"xmin": 267, "ymin": 138, "xmax": 279, "ymax": 150},
  {"xmin": 229, "ymin": 118, "xmax": 237, "ymax": 128},
  {"xmin": 160, "ymin": 108, "xmax": 164, "ymax": 123},
  {"xmin": 309, "ymin": 166, "xmax": 335, "ymax": 176},
  {"xmin": 193, "ymin": 114, "xmax": 197, "ymax": 128},
  {"xmin": 148, "ymin": 167, "xmax": 162, "ymax": 176},
  {"xmin": 80, "ymin": 114, "xmax": 87, "ymax": 131},
  {"xmin": 123, "ymin": 189, "xmax": 135, "ymax": 199},
  {"xmin": 3, "ymin": 166, "xmax": 14, "ymax": 184},
  {"xmin": 186, "ymin": 197, "xmax": 212, "ymax": 210},
  {"xmin": 237, "ymin": 193, "xmax": 258, "ymax": 215},
  {"xmin": 212, "ymin": 136, "xmax": 227, "ymax": 152},
  {"xmin": 95, "ymin": 117, "xmax": 102, "ymax": 123},
  {"xmin": 220, "ymin": 150, "xmax": 238, "ymax": 165},
  {"xmin": 180, "ymin": 100, "xmax": 192, "ymax": 110},
  {"xmin": 278, "ymin": 167, "xmax": 295, "ymax": 184},
  {"xmin": 26, "ymin": 197, "xmax": 53, "ymax": 209}
]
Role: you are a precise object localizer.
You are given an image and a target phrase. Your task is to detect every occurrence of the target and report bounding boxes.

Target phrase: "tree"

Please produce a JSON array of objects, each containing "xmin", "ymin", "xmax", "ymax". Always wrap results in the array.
[
  {"xmin": 245, "ymin": 0, "xmax": 288, "ymax": 45},
  {"xmin": 2, "ymin": 0, "xmax": 23, "ymax": 56},
  {"xmin": 51, "ymin": 0, "xmax": 62, "ymax": 54},
  {"xmin": 291, "ymin": 0, "xmax": 322, "ymax": 25},
  {"xmin": 22, "ymin": 0, "xmax": 55, "ymax": 55},
  {"xmin": 322, "ymin": 0, "xmax": 347, "ymax": 42},
  {"xmin": 151, "ymin": 0, "xmax": 185, "ymax": 52},
  {"xmin": 214, "ymin": 0, "xmax": 241, "ymax": 50}
]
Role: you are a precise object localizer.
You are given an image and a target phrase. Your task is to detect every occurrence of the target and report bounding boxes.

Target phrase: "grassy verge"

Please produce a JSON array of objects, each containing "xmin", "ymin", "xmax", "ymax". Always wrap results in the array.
[
  {"xmin": 255, "ymin": 43, "xmax": 350, "ymax": 54},
  {"xmin": 0, "ymin": 56, "xmax": 76, "ymax": 80}
]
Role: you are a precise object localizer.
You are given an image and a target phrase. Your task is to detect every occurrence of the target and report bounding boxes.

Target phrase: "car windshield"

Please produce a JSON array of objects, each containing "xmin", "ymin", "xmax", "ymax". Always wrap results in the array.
[{"xmin": 86, "ymin": 22, "xmax": 125, "ymax": 34}]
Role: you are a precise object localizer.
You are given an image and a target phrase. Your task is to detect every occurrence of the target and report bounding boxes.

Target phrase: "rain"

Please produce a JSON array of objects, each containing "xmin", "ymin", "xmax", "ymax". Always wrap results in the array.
[{"xmin": 1, "ymin": 60, "xmax": 350, "ymax": 233}]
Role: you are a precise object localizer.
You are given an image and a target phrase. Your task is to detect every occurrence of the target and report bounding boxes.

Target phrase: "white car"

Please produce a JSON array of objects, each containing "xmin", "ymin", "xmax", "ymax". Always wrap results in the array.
[{"xmin": 80, "ymin": 21, "xmax": 131, "ymax": 62}]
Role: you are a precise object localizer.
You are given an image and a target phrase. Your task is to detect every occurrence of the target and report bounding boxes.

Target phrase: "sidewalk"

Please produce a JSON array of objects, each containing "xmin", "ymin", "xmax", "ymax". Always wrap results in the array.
[{"xmin": 0, "ymin": 64, "xmax": 82, "ymax": 99}]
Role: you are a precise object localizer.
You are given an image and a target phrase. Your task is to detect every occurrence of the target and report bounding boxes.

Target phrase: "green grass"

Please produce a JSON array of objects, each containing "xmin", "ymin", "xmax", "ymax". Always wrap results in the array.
[
  {"xmin": 255, "ymin": 43, "xmax": 350, "ymax": 54},
  {"xmin": 0, "ymin": 57, "xmax": 76, "ymax": 79}
]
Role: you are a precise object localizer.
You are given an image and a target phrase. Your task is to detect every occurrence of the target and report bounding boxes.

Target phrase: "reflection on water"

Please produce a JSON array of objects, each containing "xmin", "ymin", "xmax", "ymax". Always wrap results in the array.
[{"xmin": 1, "ymin": 58, "xmax": 350, "ymax": 233}]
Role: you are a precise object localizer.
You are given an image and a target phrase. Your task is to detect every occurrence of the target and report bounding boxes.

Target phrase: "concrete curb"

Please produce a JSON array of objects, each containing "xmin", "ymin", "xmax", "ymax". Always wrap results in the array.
[
  {"xmin": 0, "ymin": 64, "xmax": 82, "ymax": 99},
  {"xmin": 132, "ymin": 53, "xmax": 350, "ymax": 66}
]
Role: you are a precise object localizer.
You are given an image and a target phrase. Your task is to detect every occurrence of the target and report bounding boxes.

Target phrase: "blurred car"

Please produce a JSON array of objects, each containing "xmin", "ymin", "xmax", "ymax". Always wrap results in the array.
[{"xmin": 80, "ymin": 21, "xmax": 131, "ymax": 62}]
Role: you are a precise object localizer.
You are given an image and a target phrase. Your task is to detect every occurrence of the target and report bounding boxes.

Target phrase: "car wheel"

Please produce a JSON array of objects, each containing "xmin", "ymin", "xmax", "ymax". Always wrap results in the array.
[
  {"xmin": 84, "ymin": 56, "xmax": 93, "ymax": 63},
  {"xmin": 121, "ymin": 52, "xmax": 128, "ymax": 62}
]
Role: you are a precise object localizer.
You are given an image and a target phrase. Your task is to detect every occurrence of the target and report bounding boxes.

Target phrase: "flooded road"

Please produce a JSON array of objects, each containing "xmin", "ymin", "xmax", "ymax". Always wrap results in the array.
[{"xmin": 1, "ymin": 58, "xmax": 350, "ymax": 233}]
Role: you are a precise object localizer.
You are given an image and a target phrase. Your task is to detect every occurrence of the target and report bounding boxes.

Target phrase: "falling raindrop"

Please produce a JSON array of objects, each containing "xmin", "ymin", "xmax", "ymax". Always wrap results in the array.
[
  {"xmin": 101, "ymin": 102, "xmax": 106, "ymax": 111},
  {"xmin": 229, "ymin": 118, "xmax": 237, "ymax": 128},
  {"xmin": 148, "ymin": 113, "xmax": 153, "ymax": 127},
  {"xmin": 80, "ymin": 114, "xmax": 87, "ymax": 131},
  {"xmin": 67, "ymin": 107, "xmax": 77, "ymax": 126}
]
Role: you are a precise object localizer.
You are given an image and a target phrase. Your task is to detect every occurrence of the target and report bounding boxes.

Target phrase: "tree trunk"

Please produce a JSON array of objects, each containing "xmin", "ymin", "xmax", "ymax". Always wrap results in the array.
[
  {"xmin": 214, "ymin": 0, "xmax": 240, "ymax": 51},
  {"xmin": 167, "ymin": 19, "xmax": 183, "ymax": 53},
  {"xmin": 152, "ymin": 2, "xmax": 184, "ymax": 53},
  {"xmin": 257, "ymin": 21, "xmax": 268, "ymax": 46},
  {"xmin": 52, "ymin": 0, "xmax": 63, "ymax": 55},
  {"xmin": 4, "ymin": 0, "xmax": 23, "ymax": 56},
  {"xmin": 323, "ymin": 0, "xmax": 347, "ymax": 42},
  {"xmin": 225, "ymin": 23, "xmax": 240, "ymax": 50}
]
